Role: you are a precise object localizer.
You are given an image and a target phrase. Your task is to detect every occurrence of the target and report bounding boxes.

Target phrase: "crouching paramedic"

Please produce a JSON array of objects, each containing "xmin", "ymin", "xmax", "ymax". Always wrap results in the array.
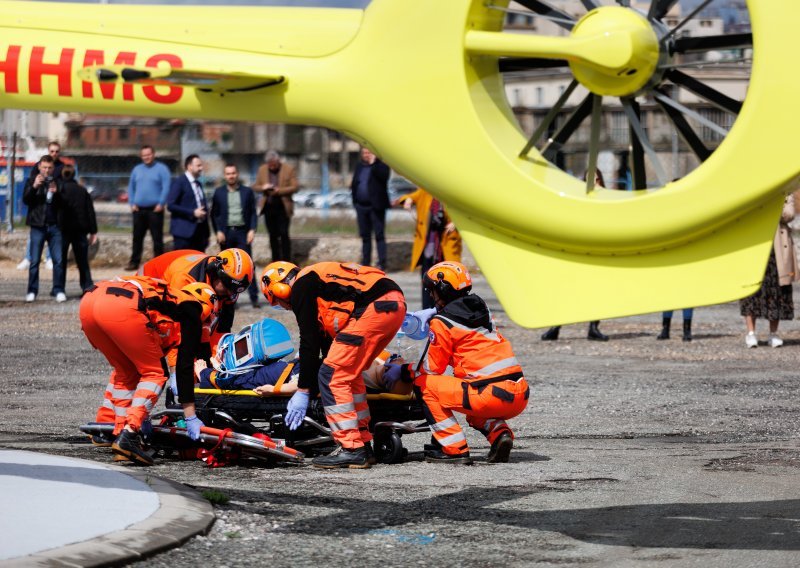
[
  {"xmin": 384, "ymin": 261, "xmax": 528, "ymax": 464},
  {"xmin": 261, "ymin": 261, "xmax": 406, "ymax": 469},
  {"xmin": 80, "ymin": 276, "xmax": 216, "ymax": 465},
  {"xmin": 139, "ymin": 248, "xmax": 254, "ymax": 349}
]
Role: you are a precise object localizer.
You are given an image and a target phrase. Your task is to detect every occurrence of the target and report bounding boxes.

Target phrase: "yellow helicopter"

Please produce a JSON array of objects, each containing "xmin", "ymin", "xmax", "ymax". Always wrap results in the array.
[{"xmin": 0, "ymin": 0, "xmax": 795, "ymax": 327}]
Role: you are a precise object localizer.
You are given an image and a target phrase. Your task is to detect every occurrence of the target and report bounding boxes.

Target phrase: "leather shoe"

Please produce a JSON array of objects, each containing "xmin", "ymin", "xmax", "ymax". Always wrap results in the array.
[
  {"xmin": 312, "ymin": 445, "xmax": 371, "ymax": 469},
  {"xmin": 487, "ymin": 432, "xmax": 513, "ymax": 463},
  {"xmin": 424, "ymin": 447, "xmax": 473, "ymax": 465},
  {"xmin": 124, "ymin": 262, "xmax": 138, "ymax": 272},
  {"xmin": 541, "ymin": 326, "xmax": 560, "ymax": 341}
]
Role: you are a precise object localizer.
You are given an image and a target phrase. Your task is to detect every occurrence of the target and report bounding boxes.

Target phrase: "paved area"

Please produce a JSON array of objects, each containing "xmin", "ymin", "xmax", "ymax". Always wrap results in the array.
[
  {"xmin": 1, "ymin": 259, "xmax": 799, "ymax": 567},
  {"xmin": 0, "ymin": 450, "xmax": 214, "ymax": 567}
]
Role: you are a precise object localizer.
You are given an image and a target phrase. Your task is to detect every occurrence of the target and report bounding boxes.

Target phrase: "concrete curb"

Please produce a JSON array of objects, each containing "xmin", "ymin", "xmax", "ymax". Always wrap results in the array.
[{"xmin": 0, "ymin": 464, "xmax": 215, "ymax": 568}]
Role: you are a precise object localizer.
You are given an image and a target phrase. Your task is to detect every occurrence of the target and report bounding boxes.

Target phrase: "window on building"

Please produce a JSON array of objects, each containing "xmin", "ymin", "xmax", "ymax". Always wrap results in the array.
[
  {"xmin": 513, "ymin": 88, "xmax": 523, "ymax": 107},
  {"xmin": 610, "ymin": 111, "xmax": 629, "ymax": 145},
  {"xmin": 118, "ymin": 128, "xmax": 129, "ymax": 141},
  {"xmin": 536, "ymin": 87, "xmax": 544, "ymax": 107}
]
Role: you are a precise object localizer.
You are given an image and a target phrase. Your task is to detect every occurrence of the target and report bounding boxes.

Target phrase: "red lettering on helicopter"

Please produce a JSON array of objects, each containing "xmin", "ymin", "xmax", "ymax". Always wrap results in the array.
[
  {"xmin": 141, "ymin": 53, "xmax": 183, "ymax": 104},
  {"xmin": 82, "ymin": 50, "xmax": 137, "ymax": 101},
  {"xmin": 30, "ymin": 47, "xmax": 75, "ymax": 96},
  {"xmin": 0, "ymin": 45, "xmax": 21, "ymax": 93},
  {"xmin": 0, "ymin": 45, "xmax": 183, "ymax": 104}
]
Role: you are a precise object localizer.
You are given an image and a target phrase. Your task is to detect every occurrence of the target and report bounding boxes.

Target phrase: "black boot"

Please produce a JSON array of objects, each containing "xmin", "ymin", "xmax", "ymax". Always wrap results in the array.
[
  {"xmin": 111, "ymin": 429, "xmax": 154, "ymax": 466},
  {"xmin": 657, "ymin": 317, "xmax": 671, "ymax": 340},
  {"xmin": 683, "ymin": 319, "xmax": 693, "ymax": 342},
  {"xmin": 424, "ymin": 447, "xmax": 473, "ymax": 465},
  {"xmin": 487, "ymin": 431, "xmax": 514, "ymax": 463},
  {"xmin": 541, "ymin": 326, "xmax": 560, "ymax": 341},
  {"xmin": 587, "ymin": 321, "xmax": 608, "ymax": 341},
  {"xmin": 312, "ymin": 445, "xmax": 371, "ymax": 469}
]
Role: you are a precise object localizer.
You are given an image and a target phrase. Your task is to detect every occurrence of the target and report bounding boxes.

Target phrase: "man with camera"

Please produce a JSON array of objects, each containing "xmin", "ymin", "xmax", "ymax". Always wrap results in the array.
[{"xmin": 22, "ymin": 154, "xmax": 66, "ymax": 303}]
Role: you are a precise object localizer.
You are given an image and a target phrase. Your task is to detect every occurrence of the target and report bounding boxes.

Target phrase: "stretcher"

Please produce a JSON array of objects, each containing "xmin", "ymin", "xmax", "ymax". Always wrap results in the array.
[
  {"xmin": 80, "ymin": 409, "xmax": 305, "ymax": 466},
  {"xmin": 190, "ymin": 388, "xmax": 429, "ymax": 464}
]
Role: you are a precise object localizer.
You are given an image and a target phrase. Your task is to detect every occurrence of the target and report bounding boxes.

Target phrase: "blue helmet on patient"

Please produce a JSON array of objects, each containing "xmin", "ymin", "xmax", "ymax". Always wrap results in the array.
[{"xmin": 215, "ymin": 318, "xmax": 294, "ymax": 377}]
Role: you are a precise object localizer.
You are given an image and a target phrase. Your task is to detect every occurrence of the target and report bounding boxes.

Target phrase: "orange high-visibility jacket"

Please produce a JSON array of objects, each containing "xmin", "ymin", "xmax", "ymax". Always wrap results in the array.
[
  {"xmin": 291, "ymin": 262, "xmax": 404, "ymax": 392},
  {"xmin": 140, "ymin": 250, "xmax": 230, "ymax": 337},
  {"xmin": 423, "ymin": 294, "xmax": 523, "ymax": 384},
  {"xmin": 296, "ymin": 262, "xmax": 393, "ymax": 337}
]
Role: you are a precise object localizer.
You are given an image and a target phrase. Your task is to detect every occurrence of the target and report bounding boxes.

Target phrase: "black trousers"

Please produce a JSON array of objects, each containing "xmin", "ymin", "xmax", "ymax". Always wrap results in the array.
[
  {"xmin": 264, "ymin": 207, "xmax": 291, "ymax": 261},
  {"xmin": 221, "ymin": 227, "xmax": 260, "ymax": 303},
  {"xmin": 129, "ymin": 207, "xmax": 164, "ymax": 265},
  {"xmin": 61, "ymin": 230, "xmax": 94, "ymax": 293},
  {"xmin": 355, "ymin": 204, "xmax": 387, "ymax": 269},
  {"xmin": 172, "ymin": 231, "xmax": 208, "ymax": 253}
]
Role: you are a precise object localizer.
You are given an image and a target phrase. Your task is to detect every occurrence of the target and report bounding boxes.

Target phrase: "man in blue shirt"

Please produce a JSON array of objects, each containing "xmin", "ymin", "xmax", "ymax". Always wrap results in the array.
[{"xmin": 125, "ymin": 145, "xmax": 171, "ymax": 271}]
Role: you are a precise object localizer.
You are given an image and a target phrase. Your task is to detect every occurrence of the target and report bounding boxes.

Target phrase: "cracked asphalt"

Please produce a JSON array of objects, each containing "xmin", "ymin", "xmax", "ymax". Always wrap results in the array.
[{"xmin": 1, "ymin": 260, "xmax": 799, "ymax": 567}]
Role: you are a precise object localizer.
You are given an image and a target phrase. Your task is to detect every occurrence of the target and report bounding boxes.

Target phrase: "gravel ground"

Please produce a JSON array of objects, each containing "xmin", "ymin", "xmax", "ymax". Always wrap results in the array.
[{"xmin": 1, "ymin": 259, "xmax": 799, "ymax": 567}]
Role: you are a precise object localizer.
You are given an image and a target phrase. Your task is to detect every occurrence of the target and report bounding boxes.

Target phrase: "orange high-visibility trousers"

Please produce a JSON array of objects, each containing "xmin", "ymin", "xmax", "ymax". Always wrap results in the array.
[
  {"xmin": 414, "ymin": 374, "xmax": 529, "ymax": 455},
  {"xmin": 80, "ymin": 282, "xmax": 167, "ymax": 434},
  {"xmin": 318, "ymin": 291, "xmax": 406, "ymax": 449}
]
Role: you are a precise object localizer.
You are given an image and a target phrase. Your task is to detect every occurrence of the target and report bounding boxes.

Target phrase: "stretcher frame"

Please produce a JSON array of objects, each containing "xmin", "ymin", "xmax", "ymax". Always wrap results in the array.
[{"xmin": 191, "ymin": 388, "xmax": 429, "ymax": 463}]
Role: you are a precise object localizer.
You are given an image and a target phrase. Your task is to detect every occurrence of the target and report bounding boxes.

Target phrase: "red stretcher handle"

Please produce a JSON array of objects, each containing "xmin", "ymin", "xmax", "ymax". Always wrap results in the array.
[{"xmin": 199, "ymin": 425, "xmax": 302, "ymax": 457}]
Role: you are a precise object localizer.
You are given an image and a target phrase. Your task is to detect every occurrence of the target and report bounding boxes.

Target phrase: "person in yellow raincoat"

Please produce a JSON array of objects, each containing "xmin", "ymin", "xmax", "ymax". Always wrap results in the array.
[{"xmin": 395, "ymin": 188, "xmax": 462, "ymax": 309}]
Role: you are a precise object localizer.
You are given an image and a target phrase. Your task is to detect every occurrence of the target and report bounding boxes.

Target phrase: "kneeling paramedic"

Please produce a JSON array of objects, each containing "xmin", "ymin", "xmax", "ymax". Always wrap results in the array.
[
  {"xmin": 139, "ymin": 248, "xmax": 254, "ymax": 349},
  {"xmin": 384, "ymin": 261, "xmax": 529, "ymax": 464},
  {"xmin": 80, "ymin": 276, "xmax": 217, "ymax": 465},
  {"xmin": 261, "ymin": 261, "xmax": 406, "ymax": 469}
]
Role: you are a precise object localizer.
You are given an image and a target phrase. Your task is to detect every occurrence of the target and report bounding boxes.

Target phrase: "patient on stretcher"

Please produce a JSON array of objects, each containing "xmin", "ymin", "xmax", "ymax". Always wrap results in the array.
[{"xmin": 195, "ymin": 350, "xmax": 410, "ymax": 396}]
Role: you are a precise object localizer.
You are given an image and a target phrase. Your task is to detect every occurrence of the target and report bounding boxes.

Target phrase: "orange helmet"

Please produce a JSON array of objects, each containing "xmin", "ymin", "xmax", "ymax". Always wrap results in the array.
[
  {"xmin": 423, "ymin": 261, "xmax": 472, "ymax": 304},
  {"xmin": 261, "ymin": 261, "xmax": 299, "ymax": 306},
  {"xmin": 210, "ymin": 248, "xmax": 254, "ymax": 295},
  {"xmin": 180, "ymin": 282, "xmax": 218, "ymax": 321}
]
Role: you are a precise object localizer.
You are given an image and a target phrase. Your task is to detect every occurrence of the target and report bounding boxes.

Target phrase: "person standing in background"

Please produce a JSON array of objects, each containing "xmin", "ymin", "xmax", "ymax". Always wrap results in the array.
[
  {"xmin": 211, "ymin": 164, "xmax": 261, "ymax": 308},
  {"xmin": 58, "ymin": 165, "xmax": 97, "ymax": 296},
  {"xmin": 396, "ymin": 187, "xmax": 462, "ymax": 309},
  {"xmin": 740, "ymin": 193, "xmax": 798, "ymax": 348},
  {"xmin": 167, "ymin": 154, "xmax": 210, "ymax": 252},
  {"xmin": 254, "ymin": 150, "xmax": 299, "ymax": 262},
  {"xmin": 125, "ymin": 145, "xmax": 170, "ymax": 271},
  {"xmin": 541, "ymin": 170, "xmax": 609, "ymax": 342},
  {"xmin": 350, "ymin": 147, "xmax": 391, "ymax": 270},
  {"xmin": 16, "ymin": 141, "xmax": 65, "ymax": 271},
  {"xmin": 22, "ymin": 155, "xmax": 66, "ymax": 303}
]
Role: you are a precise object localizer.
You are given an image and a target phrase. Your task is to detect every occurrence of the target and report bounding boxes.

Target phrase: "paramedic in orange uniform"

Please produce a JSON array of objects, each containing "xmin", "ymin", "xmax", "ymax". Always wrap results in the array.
[
  {"xmin": 139, "ymin": 248, "xmax": 254, "ymax": 346},
  {"xmin": 261, "ymin": 261, "xmax": 406, "ymax": 469},
  {"xmin": 80, "ymin": 277, "xmax": 216, "ymax": 465},
  {"xmin": 384, "ymin": 261, "xmax": 529, "ymax": 464}
]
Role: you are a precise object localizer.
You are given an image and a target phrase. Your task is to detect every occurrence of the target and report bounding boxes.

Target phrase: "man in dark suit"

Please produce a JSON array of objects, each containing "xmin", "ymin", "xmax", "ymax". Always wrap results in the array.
[
  {"xmin": 167, "ymin": 154, "xmax": 209, "ymax": 252},
  {"xmin": 350, "ymin": 147, "xmax": 391, "ymax": 270},
  {"xmin": 211, "ymin": 164, "xmax": 260, "ymax": 308}
]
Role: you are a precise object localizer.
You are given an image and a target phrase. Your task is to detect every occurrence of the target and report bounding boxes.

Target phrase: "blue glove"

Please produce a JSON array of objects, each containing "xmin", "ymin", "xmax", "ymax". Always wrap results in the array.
[
  {"xmin": 185, "ymin": 415, "xmax": 204, "ymax": 441},
  {"xmin": 413, "ymin": 308, "xmax": 438, "ymax": 325},
  {"xmin": 285, "ymin": 391, "xmax": 310, "ymax": 431},
  {"xmin": 168, "ymin": 371, "xmax": 177, "ymax": 395},
  {"xmin": 382, "ymin": 363, "xmax": 404, "ymax": 391}
]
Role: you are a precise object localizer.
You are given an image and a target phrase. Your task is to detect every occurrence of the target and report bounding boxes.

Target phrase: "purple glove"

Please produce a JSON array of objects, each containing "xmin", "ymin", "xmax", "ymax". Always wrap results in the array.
[
  {"xmin": 185, "ymin": 415, "xmax": 204, "ymax": 441},
  {"xmin": 382, "ymin": 363, "xmax": 404, "ymax": 391},
  {"xmin": 285, "ymin": 391, "xmax": 310, "ymax": 430}
]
